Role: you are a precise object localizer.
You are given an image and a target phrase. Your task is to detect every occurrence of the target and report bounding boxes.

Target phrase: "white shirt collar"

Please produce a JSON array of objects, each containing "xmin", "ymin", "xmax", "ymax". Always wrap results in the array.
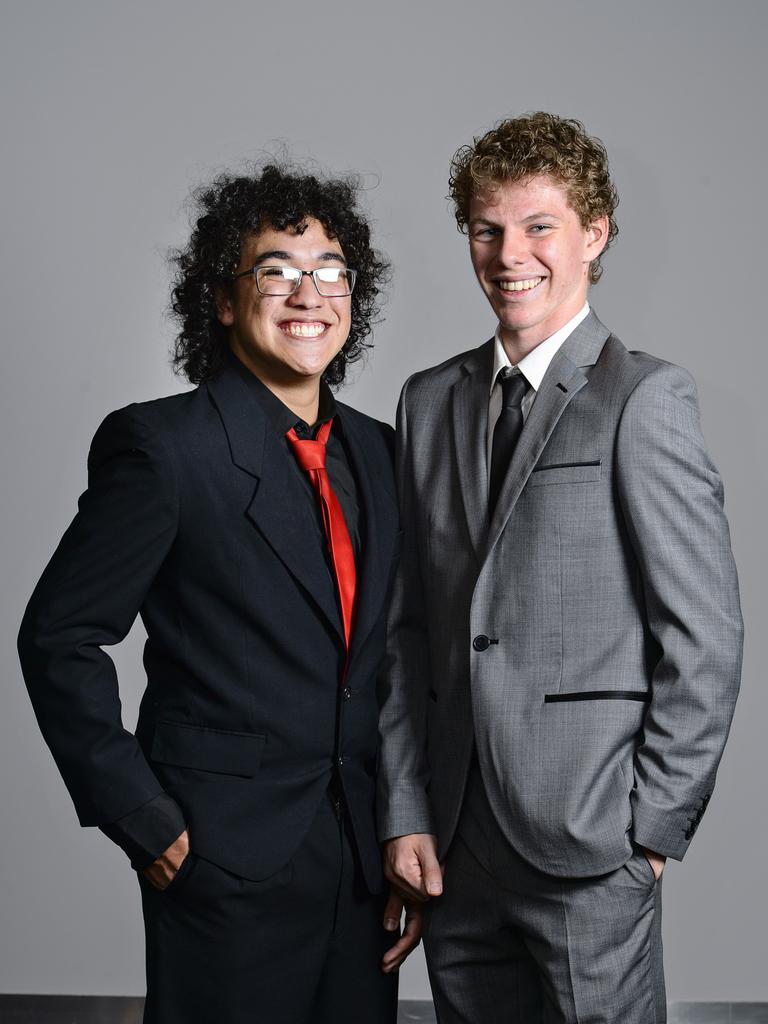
[{"xmin": 490, "ymin": 303, "xmax": 591, "ymax": 395}]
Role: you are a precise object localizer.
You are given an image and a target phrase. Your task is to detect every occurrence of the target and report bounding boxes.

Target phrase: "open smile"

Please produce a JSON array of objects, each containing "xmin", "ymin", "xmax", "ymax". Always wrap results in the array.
[
  {"xmin": 277, "ymin": 320, "xmax": 331, "ymax": 339},
  {"xmin": 495, "ymin": 277, "xmax": 544, "ymax": 294}
]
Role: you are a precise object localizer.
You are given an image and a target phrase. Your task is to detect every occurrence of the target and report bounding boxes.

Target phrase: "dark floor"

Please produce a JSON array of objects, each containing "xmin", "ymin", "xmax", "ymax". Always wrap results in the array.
[{"xmin": 0, "ymin": 997, "xmax": 766, "ymax": 1023}]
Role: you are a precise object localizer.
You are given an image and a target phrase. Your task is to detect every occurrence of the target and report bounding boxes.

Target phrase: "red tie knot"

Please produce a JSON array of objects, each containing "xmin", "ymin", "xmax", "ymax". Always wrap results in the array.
[
  {"xmin": 289, "ymin": 438, "xmax": 326, "ymax": 472},
  {"xmin": 286, "ymin": 419, "xmax": 332, "ymax": 472}
]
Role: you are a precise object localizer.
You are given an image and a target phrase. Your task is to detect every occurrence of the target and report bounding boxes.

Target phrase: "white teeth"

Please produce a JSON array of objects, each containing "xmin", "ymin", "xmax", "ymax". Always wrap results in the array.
[
  {"xmin": 498, "ymin": 278, "xmax": 543, "ymax": 292},
  {"xmin": 283, "ymin": 322, "xmax": 326, "ymax": 338}
]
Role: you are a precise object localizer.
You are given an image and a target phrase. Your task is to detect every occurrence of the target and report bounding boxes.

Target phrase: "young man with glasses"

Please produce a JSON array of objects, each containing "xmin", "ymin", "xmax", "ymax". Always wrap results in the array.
[{"xmin": 19, "ymin": 164, "xmax": 418, "ymax": 1023}]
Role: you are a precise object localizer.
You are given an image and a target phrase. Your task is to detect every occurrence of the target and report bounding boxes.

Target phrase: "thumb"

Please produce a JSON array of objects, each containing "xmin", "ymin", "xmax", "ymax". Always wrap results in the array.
[{"xmin": 419, "ymin": 842, "xmax": 443, "ymax": 897}]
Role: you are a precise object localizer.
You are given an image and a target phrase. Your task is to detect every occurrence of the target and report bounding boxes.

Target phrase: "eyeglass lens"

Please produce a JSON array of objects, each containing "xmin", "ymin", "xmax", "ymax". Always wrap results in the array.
[{"xmin": 256, "ymin": 266, "xmax": 355, "ymax": 296}]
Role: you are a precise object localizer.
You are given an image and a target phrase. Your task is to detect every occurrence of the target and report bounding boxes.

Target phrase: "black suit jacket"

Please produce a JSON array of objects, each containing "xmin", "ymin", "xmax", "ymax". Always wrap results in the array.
[{"xmin": 18, "ymin": 359, "xmax": 400, "ymax": 891}]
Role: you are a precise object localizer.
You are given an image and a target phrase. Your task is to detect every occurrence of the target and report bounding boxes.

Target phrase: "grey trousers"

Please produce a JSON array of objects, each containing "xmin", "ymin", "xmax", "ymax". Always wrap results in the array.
[{"xmin": 424, "ymin": 765, "xmax": 666, "ymax": 1024}]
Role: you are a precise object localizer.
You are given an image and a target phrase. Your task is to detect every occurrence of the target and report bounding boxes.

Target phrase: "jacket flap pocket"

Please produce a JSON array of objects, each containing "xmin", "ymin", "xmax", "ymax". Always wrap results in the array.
[
  {"xmin": 151, "ymin": 720, "xmax": 266, "ymax": 776},
  {"xmin": 544, "ymin": 690, "xmax": 649, "ymax": 703},
  {"xmin": 529, "ymin": 460, "xmax": 602, "ymax": 486}
]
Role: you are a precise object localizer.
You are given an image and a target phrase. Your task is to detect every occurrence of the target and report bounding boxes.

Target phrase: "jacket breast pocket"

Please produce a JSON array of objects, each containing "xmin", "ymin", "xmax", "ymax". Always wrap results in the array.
[
  {"xmin": 528, "ymin": 460, "xmax": 602, "ymax": 486},
  {"xmin": 150, "ymin": 720, "xmax": 266, "ymax": 778}
]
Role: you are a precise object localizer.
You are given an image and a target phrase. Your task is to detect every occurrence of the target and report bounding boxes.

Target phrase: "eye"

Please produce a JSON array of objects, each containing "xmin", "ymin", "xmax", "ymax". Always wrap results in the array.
[
  {"xmin": 260, "ymin": 266, "xmax": 293, "ymax": 279},
  {"xmin": 471, "ymin": 226, "xmax": 499, "ymax": 239},
  {"xmin": 528, "ymin": 224, "xmax": 553, "ymax": 234},
  {"xmin": 314, "ymin": 268, "xmax": 344, "ymax": 284}
]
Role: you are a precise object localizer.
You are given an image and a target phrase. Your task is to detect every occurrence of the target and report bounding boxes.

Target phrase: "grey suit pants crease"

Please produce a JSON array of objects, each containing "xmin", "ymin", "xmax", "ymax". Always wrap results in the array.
[{"xmin": 423, "ymin": 767, "xmax": 666, "ymax": 1024}]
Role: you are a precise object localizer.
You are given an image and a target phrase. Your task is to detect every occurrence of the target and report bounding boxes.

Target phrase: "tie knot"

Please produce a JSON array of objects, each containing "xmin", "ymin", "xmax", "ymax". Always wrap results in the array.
[
  {"xmin": 286, "ymin": 419, "xmax": 332, "ymax": 472},
  {"xmin": 288, "ymin": 437, "xmax": 326, "ymax": 471},
  {"xmin": 499, "ymin": 370, "xmax": 528, "ymax": 409}
]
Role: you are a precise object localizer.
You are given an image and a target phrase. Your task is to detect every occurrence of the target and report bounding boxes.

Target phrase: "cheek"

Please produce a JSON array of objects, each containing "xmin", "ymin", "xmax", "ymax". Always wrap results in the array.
[
  {"xmin": 540, "ymin": 243, "xmax": 583, "ymax": 281},
  {"xmin": 336, "ymin": 304, "xmax": 353, "ymax": 343},
  {"xmin": 469, "ymin": 247, "xmax": 491, "ymax": 280}
]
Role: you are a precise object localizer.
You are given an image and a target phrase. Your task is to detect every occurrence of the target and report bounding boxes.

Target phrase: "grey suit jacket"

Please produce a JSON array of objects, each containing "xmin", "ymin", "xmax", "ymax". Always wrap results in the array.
[{"xmin": 378, "ymin": 311, "xmax": 743, "ymax": 877}]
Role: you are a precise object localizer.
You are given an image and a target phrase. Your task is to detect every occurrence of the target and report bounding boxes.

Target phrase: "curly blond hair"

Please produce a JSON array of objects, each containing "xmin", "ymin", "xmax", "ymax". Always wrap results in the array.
[{"xmin": 449, "ymin": 112, "xmax": 618, "ymax": 284}]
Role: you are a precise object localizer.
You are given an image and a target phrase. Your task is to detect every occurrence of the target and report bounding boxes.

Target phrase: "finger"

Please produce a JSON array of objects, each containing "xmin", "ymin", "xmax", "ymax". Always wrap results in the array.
[
  {"xmin": 143, "ymin": 866, "xmax": 168, "ymax": 891},
  {"xmin": 385, "ymin": 847, "xmax": 438, "ymax": 902},
  {"xmin": 383, "ymin": 864, "xmax": 430, "ymax": 903},
  {"xmin": 381, "ymin": 907, "xmax": 423, "ymax": 972},
  {"xmin": 383, "ymin": 891, "xmax": 402, "ymax": 932}
]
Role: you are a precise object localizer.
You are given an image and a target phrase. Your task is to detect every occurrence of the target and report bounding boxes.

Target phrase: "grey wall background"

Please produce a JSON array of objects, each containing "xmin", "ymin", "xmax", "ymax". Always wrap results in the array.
[{"xmin": 2, "ymin": 0, "xmax": 765, "ymax": 1001}]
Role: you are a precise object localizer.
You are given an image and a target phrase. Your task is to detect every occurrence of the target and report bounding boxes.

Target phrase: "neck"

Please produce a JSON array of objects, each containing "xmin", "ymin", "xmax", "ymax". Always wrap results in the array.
[
  {"xmin": 499, "ymin": 329, "xmax": 550, "ymax": 366},
  {"xmin": 229, "ymin": 344, "xmax": 323, "ymax": 425},
  {"xmin": 499, "ymin": 297, "xmax": 587, "ymax": 365},
  {"xmin": 269, "ymin": 380, "xmax": 321, "ymax": 425}
]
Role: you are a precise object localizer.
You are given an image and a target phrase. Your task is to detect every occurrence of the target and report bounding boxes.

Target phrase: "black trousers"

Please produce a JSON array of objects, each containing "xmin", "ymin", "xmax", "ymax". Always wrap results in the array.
[{"xmin": 139, "ymin": 791, "xmax": 398, "ymax": 1024}]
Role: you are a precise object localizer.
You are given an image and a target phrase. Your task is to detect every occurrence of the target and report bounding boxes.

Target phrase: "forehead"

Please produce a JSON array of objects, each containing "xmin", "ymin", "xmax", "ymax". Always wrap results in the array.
[
  {"xmin": 240, "ymin": 217, "xmax": 344, "ymax": 261},
  {"xmin": 469, "ymin": 175, "xmax": 576, "ymax": 219}
]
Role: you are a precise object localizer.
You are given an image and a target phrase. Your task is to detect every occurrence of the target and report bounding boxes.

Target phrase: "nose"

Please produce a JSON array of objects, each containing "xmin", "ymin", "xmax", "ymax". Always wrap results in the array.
[
  {"xmin": 495, "ymin": 230, "xmax": 528, "ymax": 268},
  {"xmin": 287, "ymin": 273, "xmax": 323, "ymax": 309}
]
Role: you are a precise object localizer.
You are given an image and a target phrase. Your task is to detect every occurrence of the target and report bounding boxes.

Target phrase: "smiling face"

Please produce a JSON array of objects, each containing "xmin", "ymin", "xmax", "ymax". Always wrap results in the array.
[
  {"xmin": 216, "ymin": 218, "xmax": 352, "ymax": 393},
  {"xmin": 468, "ymin": 175, "xmax": 608, "ymax": 357}
]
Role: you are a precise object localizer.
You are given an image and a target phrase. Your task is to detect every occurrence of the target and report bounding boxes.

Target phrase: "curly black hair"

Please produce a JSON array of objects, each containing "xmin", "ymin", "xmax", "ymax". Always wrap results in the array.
[{"xmin": 170, "ymin": 164, "xmax": 390, "ymax": 387}]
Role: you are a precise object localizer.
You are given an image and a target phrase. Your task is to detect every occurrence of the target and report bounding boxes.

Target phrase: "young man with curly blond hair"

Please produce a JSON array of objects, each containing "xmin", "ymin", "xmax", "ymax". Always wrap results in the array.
[{"xmin": 379, "ymin": 113, "xmax": 742, "ymax": 1022}]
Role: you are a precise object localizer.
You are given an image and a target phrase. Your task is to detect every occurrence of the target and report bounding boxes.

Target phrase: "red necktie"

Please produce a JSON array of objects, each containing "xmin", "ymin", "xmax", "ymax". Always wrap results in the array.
[{"xmin": 286, "ymin": 419, "xmax": 357, "ymax": 667}]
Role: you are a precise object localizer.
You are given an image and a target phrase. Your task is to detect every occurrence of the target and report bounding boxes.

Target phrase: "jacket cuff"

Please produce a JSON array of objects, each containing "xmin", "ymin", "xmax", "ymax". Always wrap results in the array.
[
  {"xmin": 100, "ymin": 792, "xmax": 186, "ymax": 870},
  {"xmin": 377, "ymin": 792, "xmax": 436, "ymax": 843},
  {"xmin": 631, "ymin": 790, "xmax": 713, "ymax": 862}
]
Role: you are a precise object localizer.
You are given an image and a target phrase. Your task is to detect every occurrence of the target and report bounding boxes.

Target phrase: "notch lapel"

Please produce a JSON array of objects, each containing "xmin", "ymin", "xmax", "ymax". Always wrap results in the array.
[
  {"xmin": 451, "ymin": 340, "xmax": 495, "ymax": 561},
  {"xmin": 485, "ymin": 311, "xmax": 611, "ymax": 559},
  {"xmin": 206, "ymin": 366, "xmax": 343, "ymax": 643},
  {"xmin": 337, "ymin": 407, "xmax": 399, "ymax": 662}
]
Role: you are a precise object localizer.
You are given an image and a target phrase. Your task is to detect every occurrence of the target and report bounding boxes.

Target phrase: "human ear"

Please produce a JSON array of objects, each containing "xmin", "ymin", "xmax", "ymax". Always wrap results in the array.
[
  {"xmin": 585, "ymin": 215, "xmax": 610, "ymax": 260},
  {"xmin": 214, "ymin": 285, "xmax": 235, "ymax": 327}
]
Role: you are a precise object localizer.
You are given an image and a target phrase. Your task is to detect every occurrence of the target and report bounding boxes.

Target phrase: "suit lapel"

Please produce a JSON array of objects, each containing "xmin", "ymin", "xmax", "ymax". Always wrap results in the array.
[
  {"xmin": 451, "ymin": 340, "xmax": 494, "ymax": 561},
  {"xmin": 337, "ymin": 406, "xmax": 398, "ymax": 662},
  {"xmin": 206, "ymin": 364, "xmax": 343, "ymax": 643},
  {"xmin": 485, "ymin": 311, "xmax": 611, "ymax": 559}
]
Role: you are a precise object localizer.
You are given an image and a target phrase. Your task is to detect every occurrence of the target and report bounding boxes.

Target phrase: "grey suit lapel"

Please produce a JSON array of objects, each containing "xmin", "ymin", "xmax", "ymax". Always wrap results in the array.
[
  {"xmin": 485, "ymin": 311, "xmax": 611, "ymax": 558},
  {"xmin": 451, "ymin": 339, "xmax": 494, "ymax": 560},
  {"xmin": 207, "ymin": 366, "xmax": 343, "ymax": 644}
]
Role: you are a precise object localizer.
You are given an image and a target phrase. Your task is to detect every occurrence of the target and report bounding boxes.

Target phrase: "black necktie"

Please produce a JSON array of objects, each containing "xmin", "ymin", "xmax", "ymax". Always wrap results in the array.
[{"xmin": 489, "ymin": 370, "xmax": 528, "ymax": 518}]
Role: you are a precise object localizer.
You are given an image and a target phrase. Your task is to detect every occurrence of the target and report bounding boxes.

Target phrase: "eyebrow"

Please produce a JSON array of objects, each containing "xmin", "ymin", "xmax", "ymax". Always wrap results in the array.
[
  {"xmin": 250, "ymin": 249, "xmax": 347, "ymax": 265},
  {"xmin": 521, "ymin": 212, "xmax": 562, "ymax": 223},
  {"xmin": 469, "ymin": 212, "xmax": 562, "ymax": 228}
]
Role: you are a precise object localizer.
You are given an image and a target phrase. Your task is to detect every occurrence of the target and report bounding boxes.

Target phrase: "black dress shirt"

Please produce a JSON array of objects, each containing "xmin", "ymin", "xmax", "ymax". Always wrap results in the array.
[{"xmin": 101, "ymin": 352, "xmax": 362, "ymax": 868}]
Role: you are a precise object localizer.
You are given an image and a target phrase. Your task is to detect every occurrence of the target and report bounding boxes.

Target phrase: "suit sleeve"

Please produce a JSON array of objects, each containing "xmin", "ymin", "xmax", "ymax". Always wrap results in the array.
[
  {"xmin": 377, "ymin": 378, "xmax": 437, "ymax": 841},
  {"xmin": 18, "ymin": 404, "xmax": 185, "ymax": 856},
  {"xmin": 100, "ymin": 792, "xmax": 186, "ymax": 869},
  {"xmin": 615, "ymin": 364, "xmax": 743, "ymax": 860}
]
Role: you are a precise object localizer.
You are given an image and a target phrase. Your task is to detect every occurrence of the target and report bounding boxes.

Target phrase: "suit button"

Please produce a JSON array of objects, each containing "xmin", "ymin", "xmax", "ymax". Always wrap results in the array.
[
  {"xmin": 336, "ymin": 756, "xmax": 344, "ymax": 767},
  {"xmin": 342, "ymin": 687, "xmax": 352, "ymax": 700},
  {"xmin": 473, "ymin": 635, "xmax": 491, "ymax": 652}
]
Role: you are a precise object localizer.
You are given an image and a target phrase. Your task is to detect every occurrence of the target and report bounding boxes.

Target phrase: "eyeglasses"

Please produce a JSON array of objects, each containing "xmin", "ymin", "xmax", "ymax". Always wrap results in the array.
[{"xmin": 231, "ymin": 265, "xmax": 357, "ymax": 297}]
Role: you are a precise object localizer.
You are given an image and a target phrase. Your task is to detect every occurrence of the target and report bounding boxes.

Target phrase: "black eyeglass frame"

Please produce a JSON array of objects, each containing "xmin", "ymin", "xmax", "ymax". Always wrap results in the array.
[{"xmin": 229, "ymin": 265, "xmax": 357, "ymax": 296}]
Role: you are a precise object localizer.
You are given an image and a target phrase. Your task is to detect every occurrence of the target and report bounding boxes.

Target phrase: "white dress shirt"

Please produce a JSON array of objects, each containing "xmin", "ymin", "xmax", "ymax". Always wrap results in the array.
[{"xmin": 486, "ymin": 303, "xmax": 590, "ymax": 480}]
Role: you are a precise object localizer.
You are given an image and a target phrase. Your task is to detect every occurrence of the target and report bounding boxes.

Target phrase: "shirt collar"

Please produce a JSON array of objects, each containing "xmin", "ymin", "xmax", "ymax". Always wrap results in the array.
[{"xmin": 490, "ymin": 302, "xmax": 590, "ymax": 394}]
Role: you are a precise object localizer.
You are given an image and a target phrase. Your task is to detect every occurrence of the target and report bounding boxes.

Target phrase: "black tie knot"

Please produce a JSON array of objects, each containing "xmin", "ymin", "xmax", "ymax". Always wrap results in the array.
[{"xmin": 499, "ymin": 370, "xmax": 528, "ymax": 409}]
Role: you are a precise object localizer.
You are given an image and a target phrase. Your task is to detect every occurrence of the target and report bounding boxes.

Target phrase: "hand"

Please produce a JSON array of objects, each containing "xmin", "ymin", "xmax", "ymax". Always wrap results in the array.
[
  {"xmin": 381, "ymin": 891, "xmax": 423, "ymax": 973},
  {"xmin": 142, "ymin": 830, "xmax": 190, "ymax": 891},
  {"xmin": 383, "ymin": 833, "xmax": 442, "ymax": 903},
  {"xmin": 643, "ymin": 847, "xmax": 666, "ymax": 881}
]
